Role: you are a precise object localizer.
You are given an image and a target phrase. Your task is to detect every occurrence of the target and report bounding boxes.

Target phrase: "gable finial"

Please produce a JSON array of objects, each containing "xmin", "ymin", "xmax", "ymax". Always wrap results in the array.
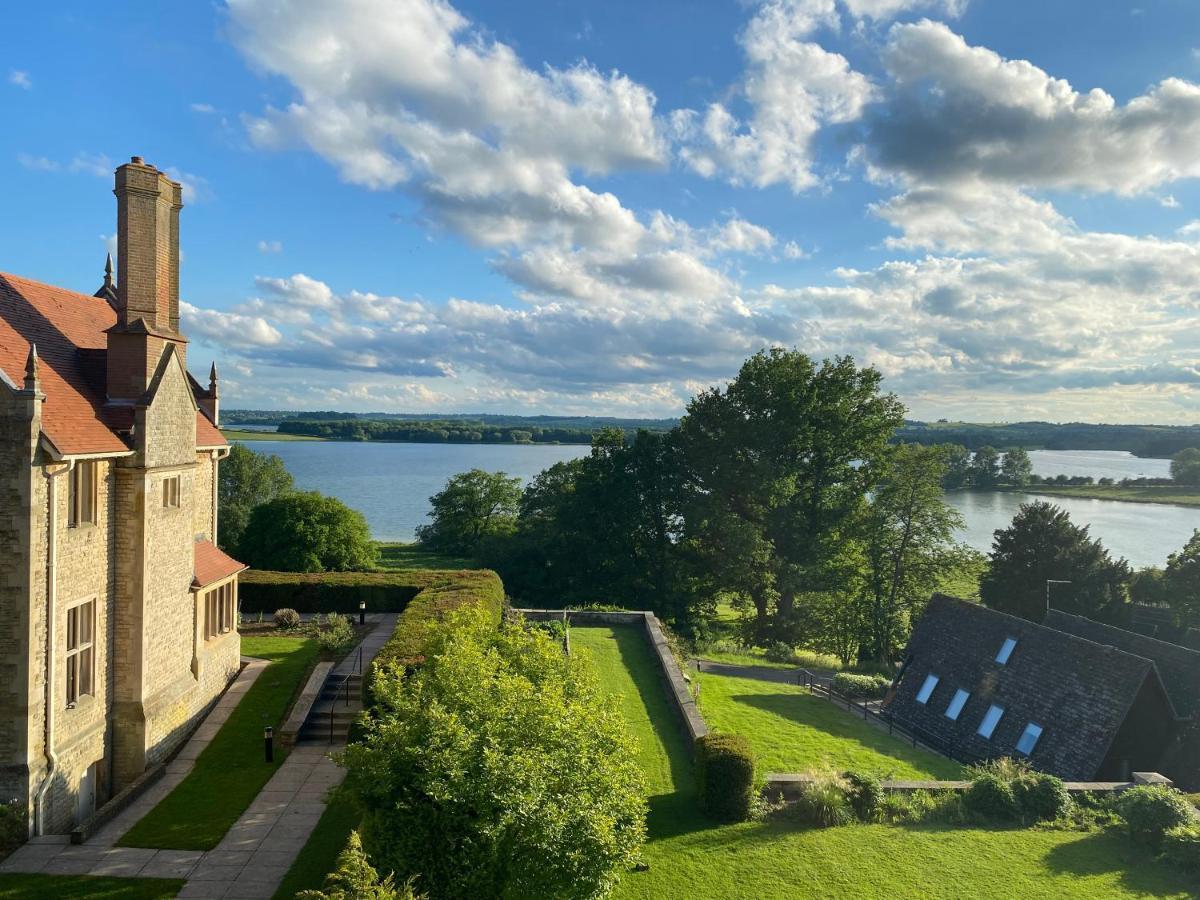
[
  {"xmin": 103, "ymin": 252, "xmax": 114, "ymax": 287},
  {"xmin": 209, "ymin": 361, "xmax": 219, "ymax": 392},
  {"xmin": 24, "ymin": 344, "xmax": 39, "ymax": 391}
]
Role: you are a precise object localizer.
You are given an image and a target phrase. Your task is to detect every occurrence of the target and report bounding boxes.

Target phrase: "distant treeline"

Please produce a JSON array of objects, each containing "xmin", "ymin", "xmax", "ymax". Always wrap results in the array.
[
  {"xmin": 225, "ymin": 409, "xmax": 679, "ymax": 433},
  {"xmin": 275, "ymin": 418, "xmax": 655, "ymax": 444},
  {"xmin": 897, "ymin": 421, "xmax": 1200, "ymax": 459}
]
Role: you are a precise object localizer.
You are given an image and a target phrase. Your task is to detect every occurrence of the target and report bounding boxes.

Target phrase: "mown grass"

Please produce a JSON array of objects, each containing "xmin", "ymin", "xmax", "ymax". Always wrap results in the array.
[
  {"xmin": 374, "ymin": 542, "xmax": 478, "ymax": 571},
  {"xmin": 271, "ymin": 793, "xmax": 360, "ymax": 900},
  {"xmin": 1017, "ymin": 484, "xmax": 1200, "ymax": 508},
  {"xmin": 0, "ymin": 874, "xmax": 184, "ymax": 899},
  {"xmin": 117, "ymin": 636, "xmax": 320, "ymax": 850},
  {"xmin": 577, "ymin": 623, "xmax": 1196, "ymax": 899},
  {"xmin": 695, "ymin": 671, "xmax": 962, "ymax": 778},
  {"xmin": 221, "ymin": 428, "xmax": 325, "ymax": 442}
]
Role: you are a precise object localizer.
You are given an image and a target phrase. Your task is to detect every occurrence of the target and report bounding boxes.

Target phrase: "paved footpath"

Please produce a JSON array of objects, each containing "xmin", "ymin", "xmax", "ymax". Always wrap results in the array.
[{"xmin": 1, "ymin": 614, "xmax": 398, "ymax": 899}]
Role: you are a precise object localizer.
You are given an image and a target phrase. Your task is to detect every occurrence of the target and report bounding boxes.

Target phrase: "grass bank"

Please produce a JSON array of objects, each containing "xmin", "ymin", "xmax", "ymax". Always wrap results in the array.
[
  {"xmin": 1015, "ymin": 484, "xmax": 1200, "ymax": 508},
  {"xmin": 374, "ymin": 542, "xmax": 478, "ymax": 571},
  {"xmin": 577, "ymin": 623, "xmax": 1196, "ymax": 899},
  {"xmin": 117, "ymin": 635, "xmax": 320, "ymax": 850},
  {"xmin": 0, "ymin": 874, "xmax": 183, "ymax": 899},
  {"xmin": 221, "ymin": 428, "xmax": 325, "ymax": 442}
]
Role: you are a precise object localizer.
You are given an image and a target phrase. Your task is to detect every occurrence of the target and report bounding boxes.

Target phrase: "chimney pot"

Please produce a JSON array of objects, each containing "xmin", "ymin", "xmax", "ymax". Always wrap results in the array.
[{"xmin": 131, "ymin": 156, "xmax": 144, "ymax": 164}]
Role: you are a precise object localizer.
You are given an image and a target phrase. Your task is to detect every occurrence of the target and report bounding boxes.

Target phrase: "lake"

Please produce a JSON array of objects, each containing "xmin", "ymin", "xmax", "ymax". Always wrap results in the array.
[{"xmin": 233, "ymin": 441, "xmax": 1198, "ymax": 568}]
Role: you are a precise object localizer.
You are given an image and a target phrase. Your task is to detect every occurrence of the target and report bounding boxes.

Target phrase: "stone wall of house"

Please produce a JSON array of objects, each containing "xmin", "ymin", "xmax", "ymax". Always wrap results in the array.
[{"xmin": 193, "ymin": 450, "xmax": 215, "ymax": 541}]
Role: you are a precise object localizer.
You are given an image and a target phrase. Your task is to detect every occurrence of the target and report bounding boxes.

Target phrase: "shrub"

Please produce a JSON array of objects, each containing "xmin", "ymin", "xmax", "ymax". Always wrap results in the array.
[
  {"xmin": 274, "ymin": 608, "xmax": 301, "ymax": 630},
  {"xmin": 792, "ymin": 775, "xmax": 854, "ymax": 828},
  {"xmin": 696, "ymin": 733, "xmax": 757, "ymax": 822},
  {"xmin": 875, "ymin": 789, "xmax": 967, "ymax": 826},
  {"xmin": 343, "ymin": 611, "xmax": 646, "ymax": 899},
  {"xmin": 0, "ymin": 799, "xmax": 25, "ymax": 854},
  {"xmin": 965, "ymin": 772, "xmax": 1019, "ymax": 821},
  {"xmin": 239, "ymin": 491, "xmax": 377, "ymax": 573},
  {"xmin": 832, "ymin": 672, "xmax": 891, "ymax": 699},
  {"xmin": 241, "ymin": 570, "xmax": 424, "ymax": 614},
  {"xmin": 1161, "ymin": 825, "xmax": 1200, "ymax": 874},
  {"xmin": 1117, "ymin": 785, "xmax": 1195, "ymax": 847},
  {"xmin": 297, "ymin": 830, "xmax": 421, "ymax": 900},
  {"xmin": 844, "ymin": 771, "xmax": 884, "ymax": 822},
  {"xmin": 1012, "ymin": 771, "xmax": 1071, "ymax": 823},
  {"xmin": 764, "ymin": 641, "xmax": 797, "ymax": 664},
  {"xmin": 314, "ymin": 613, "xmax": 356, "ymax": 658}
]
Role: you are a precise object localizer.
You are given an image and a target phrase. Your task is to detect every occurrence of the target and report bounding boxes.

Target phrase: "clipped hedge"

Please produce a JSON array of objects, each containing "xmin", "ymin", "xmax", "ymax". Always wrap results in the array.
[
  {"xmin": 239, "ymin": 569, "xmax": 426, "ymax": 614},
  {"xmin": 832, "ymin": 672, "xmax": 891, "ymax": 699},
  {"xmin": 696, "ymin": 733, "xmax": 756, "ymax": 822},
  {"xmin": 363, "ymin": 569, "xmax": 505, "ymax": 710}
]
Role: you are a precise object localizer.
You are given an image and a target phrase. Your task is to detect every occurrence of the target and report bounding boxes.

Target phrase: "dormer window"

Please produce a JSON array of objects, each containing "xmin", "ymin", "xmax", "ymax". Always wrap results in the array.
[
  {"xmin": 996, "ymin": 637, "xmax": 1017, "ymax": 665},
  {"xmin": 916, "ymin": 673, "xmax": 940, "ymax": 704}
]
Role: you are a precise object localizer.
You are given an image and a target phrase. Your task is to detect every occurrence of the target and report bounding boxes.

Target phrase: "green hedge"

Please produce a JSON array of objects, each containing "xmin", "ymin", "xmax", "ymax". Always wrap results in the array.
[
  {"xmin": 832, "ymin": 672, "xmax": 892, "ymax": 699},
  {"xmin": 695, "ymin": 733, "xmax": 756, "ymax": 822},
  {"xmin": 363, "ymin": 569, "xmax": 505, "ymax": 709},
  {"xmin": 239, "ymin": 570, "xmax": 426, "ymax": 614}
]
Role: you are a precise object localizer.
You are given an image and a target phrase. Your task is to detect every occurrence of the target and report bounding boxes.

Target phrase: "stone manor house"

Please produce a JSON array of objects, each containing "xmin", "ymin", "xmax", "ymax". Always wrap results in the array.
[{"xmin": 0, "ymin": 157, "xmax": 245, "ymax": 835}]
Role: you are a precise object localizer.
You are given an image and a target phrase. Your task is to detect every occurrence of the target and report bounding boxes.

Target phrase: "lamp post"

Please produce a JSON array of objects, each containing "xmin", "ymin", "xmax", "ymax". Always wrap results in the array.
[
  {"xmin": 1046, "ymin": 579, "xmax": 1072, "ymax": 614},
  {"xmin": 359, "ymin": 599, "xmax": 366, "ymax": 625}
]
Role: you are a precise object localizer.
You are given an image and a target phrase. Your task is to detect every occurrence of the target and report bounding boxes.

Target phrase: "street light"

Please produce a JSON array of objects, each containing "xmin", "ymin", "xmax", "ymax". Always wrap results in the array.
[{"xmin": 1046, "ymin": 579, "xmax": 1071, "ymax": 614}]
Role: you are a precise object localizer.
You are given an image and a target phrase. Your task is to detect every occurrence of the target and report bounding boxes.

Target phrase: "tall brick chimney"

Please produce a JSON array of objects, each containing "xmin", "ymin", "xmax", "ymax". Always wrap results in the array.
[{"xmin": 107, "ymin": 157, "xmax": 187, "ymax": 400}]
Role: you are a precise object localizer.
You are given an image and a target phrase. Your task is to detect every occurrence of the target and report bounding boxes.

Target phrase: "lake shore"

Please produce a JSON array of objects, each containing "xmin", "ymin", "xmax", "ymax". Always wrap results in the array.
[
  {"xmin": 221, "ymin": 428, "xmax": 326, "ymax": 442},
  {"xmin": 1008, "ymin": 484, "xmax": 1200, "ymax": 508}
]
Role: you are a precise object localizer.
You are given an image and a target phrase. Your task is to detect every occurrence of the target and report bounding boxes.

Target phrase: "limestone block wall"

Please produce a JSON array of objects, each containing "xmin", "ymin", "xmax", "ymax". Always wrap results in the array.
[{"xmin": 192, "ymin": 450, "xmax": 215, "ymax": 541}]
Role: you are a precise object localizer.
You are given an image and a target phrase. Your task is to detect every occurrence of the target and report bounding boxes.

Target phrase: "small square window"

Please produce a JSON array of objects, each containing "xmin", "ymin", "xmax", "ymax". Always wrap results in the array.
[
  {"xmin": 945, "ymin": 688, "xmax": 970, "ymax": 721},
  {"xmin": 996, "ymin": 637, "xmax": 1018, "ymax": 665},
  {"xmin": 978, "ymin": 704, "xmax": 1005, "ymax": 739},
  {"xmin": 916, "ymin": 673, "xmax": 940, "ymax": 704},
  {"xmin": 1017, "ymin": 722, "xmax": 1043, "ymax": 755},
  {"xmin": 162, "ymin": 475, "xmax": 180, "ymax": 509}
]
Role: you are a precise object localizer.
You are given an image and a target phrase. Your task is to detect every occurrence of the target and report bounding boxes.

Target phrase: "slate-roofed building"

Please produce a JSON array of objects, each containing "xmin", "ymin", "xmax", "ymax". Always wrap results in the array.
[
  {"xmin": 886, "ymin": 594, "xmax": 1184, "ymax": 781},
  {"xmin": 0, "ymin": 157, "xmax": 245, "ymax": 835}
]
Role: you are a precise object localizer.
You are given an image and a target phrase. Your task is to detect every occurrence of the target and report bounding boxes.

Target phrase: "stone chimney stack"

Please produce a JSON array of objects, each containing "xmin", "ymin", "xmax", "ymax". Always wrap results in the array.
[{"xmin": 107, "ymin": 157, "xmax": 187, "ymax": 399}]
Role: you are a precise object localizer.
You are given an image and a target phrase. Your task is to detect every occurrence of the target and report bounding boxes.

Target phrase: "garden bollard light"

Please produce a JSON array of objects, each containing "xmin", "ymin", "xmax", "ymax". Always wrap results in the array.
[
  {"xmin": 264, "ymin": 725, "xmax": 274, "ymax": 763},
  {"xmin": 359, "ymin": 600, "xmax": 366, "ymax": 625}
]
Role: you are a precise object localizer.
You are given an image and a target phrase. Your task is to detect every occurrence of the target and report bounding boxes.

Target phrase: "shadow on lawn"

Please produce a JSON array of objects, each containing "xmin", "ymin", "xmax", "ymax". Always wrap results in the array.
[{"xmin": 1042, "ymin": 831, "xmax": 1192, "ymax": 896}]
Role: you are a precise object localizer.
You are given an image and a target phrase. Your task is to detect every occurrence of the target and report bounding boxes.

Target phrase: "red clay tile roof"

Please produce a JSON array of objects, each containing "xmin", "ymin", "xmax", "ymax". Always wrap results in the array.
[
  {"xmin": 193, "ymin": 539, "xmax": 247, "ymax": 589},
  {"xmin": 0, "ymin": 271, "xmax": 227, "ymax": 454}
]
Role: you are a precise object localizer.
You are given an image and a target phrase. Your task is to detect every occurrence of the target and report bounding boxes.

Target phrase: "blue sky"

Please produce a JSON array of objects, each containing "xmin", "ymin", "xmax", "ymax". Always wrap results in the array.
[{"xmin": 3, "ymin": 0, "xmax": 1200, "ymax": 422}]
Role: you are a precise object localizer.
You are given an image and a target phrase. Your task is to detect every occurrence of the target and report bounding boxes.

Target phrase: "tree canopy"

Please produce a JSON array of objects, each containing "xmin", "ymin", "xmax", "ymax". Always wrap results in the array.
[
  {"xmin": 1170, "ymin": 448, "xmax": 1200, "ymax": 486},
  {"xmin": 1164, "ymin": 529, "xmax": 1200, "ymax": 624},
  {"xmin": 343, "ymin": 609, "xmax": 646, "ymax": 899},
  {"xmin": 980, "ymin": 501, "xmax": 1131, "ymax": 624},
  {"xmin": 217, "ymin": 443, "xmax": 295, "ymax": 552},
  {"xmin": 416, "ymin": 469, "xmax": 521, "ymax": 555},
  {"xmin": 238, "ymin": 490, "xmax": 377, "ymax": 572}
]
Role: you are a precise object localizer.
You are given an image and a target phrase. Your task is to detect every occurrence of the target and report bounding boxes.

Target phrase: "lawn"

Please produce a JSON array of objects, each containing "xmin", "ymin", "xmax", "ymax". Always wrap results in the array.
[
  {"xmin": 695, "ymin": 671, "xmax": 962, "ymax": 778},
  {"xmin": 0, "ymin": 874, "xmax": 183, "ymax": 899},
  {"xmin": 374, "ymin": 541, "xmax": 478, "ymax": 571},
  {"xmin": 576, "ymin": 623, "xmax": 1197, "ymax": 899},
  {"xmin": 271, "ymin": 792, "xmax": 359, "ymax": 899},
  {"xmin": 221, "ymin": 428, "xmax": 324, "ymax": 442},
  {"xmin": 117, "ymin": 635, "xmax": 320, "ymax": 850}
]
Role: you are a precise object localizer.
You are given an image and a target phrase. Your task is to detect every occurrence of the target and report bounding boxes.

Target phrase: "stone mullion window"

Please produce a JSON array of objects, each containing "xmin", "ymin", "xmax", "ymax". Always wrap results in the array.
[
  {"xmin": 68, "ymin": 461, "xmax": 99, "ymax": 527},
  {"xmin": 65, "ymin": 599, "xmax": 95, "ymax": 706},
  {"xmin": 203, "ymin": 581, "xmax": 237, "ymax": 641},
  {"xmin": 162, "ymin": 474, "xmax": 181, "ymax": 508}
]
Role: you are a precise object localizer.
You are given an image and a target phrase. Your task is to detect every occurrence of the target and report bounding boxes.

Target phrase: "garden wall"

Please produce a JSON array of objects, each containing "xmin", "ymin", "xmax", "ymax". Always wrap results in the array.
[{"xmin": 515, "ymin": 609, "xmax": 708, "ymax": 742}]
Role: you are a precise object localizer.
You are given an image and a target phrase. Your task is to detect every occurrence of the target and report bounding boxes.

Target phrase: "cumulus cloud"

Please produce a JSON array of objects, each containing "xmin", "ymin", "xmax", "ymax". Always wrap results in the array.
[
  {"xmin": 8, "ymin": 70, "xmax": 31, "ymax": 89},
  {"xmin": 257, "ymin": 239, "xmax": 283, "ymax": 253}
]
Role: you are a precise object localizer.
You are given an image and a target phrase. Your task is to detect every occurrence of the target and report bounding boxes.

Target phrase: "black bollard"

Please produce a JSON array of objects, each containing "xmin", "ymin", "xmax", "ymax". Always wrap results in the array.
[
  {"xmin": 264, "ymin": 725, "xmax": 274, "ymax": 763},
  {"xmin": 359, "ymin": 600, "xmax": 366, "ymax": 626}
]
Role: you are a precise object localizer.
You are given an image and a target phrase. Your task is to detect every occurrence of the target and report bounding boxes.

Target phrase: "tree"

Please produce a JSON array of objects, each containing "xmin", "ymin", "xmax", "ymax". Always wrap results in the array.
[
  {"xmin": 855, "ymin": 444, "xmax": 966, "ymax": 664},
  {"xmin": 941, "ymin": 444, "xmax": 972, "ymax": 489},
  {"xmin": 1164, "ymin": 530, "xmax": 1200, "ymax": 624},
  {"xmin": 969, "ymin": 445, "xmax": 1001, "ymax": 488},
  {"xmin": 678, "ymin": 350, "xmax": 905, "ymax": 641},
  {"xmin": 1170, "ymin": 449, "xmax": 1200, "ymax": 486},
  {"xmin": 980, "ymin": 501, "xmax": 1131, "ymax": 623},
  {"xmin": 1000, "ymin": 448, "xmax": 1034, "ymax": 486},
  {"xmin": 217, "ymin": 443, "xmax": 294, "ymax": 552},
  {"xmin": 343, "ymin": 609, "xmax": 646, "ymax": 899},
  {"xmin": 298, "ymin": 831, "xmax": 420, "ymax": 900},
  {"xmin": 239, "ymin": 491, "xmax": 377, "ymax": 572},
  {"xmin": 1130, "ymin": 567, "xmax": 1172, "ymax": 608},
  {"xmin": 416, "ymin": 469, "xmax": 521, "ymax": 555}
]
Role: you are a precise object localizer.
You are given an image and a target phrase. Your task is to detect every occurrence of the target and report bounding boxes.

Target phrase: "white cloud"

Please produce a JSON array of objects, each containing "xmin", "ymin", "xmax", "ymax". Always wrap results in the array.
[
  {"xmin": 17, "ymin": 153, "xmax": 58, "ymax": 172},
  {"xmin": 257, "ymin": 239, "xmax": 283, "ymax": 253},
  {"xmin": 191, "ymin": 102, "xmax": 217, "ymax": 113},
  {"xmin": 841, "ymin": 0, "xmax": 965, "ymax": 19},
  {"xmin": 8, "ymin": 70, "xmax": 31, "ymax": 89},
  {"xmin": 164, "ymin": 167, "xmax": 211, "ymax": 203},
  {"xmin": 181, "ymin": 301, "xmax": 284, "ymax": 350}
]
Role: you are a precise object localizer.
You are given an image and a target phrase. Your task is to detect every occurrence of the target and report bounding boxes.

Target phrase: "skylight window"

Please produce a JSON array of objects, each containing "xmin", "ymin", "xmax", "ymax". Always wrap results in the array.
[
  {"xmin": 945, "ymin": 689, "xmax": 970, "ymax": 721},
  {"xmin": 1016, "ymin": 722, "xmax": 1043, "ymax": 755},
  {"xmin": 916, "ymin": 673, "xmax": 939, "ymax": 704},
  {"xmin": 996, "ymin": 637, "xmax": 1017, "ymax": 665},
  {"xmin": 978, "ymin": 704, "xmax": 1005, "ymax": 739}
]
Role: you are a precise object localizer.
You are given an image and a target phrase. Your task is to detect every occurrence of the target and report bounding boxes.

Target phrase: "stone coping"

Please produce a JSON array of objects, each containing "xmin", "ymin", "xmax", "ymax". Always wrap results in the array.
[
  {"xmin": 280, "ymin": 661, "xmax": 334, "ymax": 748},
  {"xmin": 763, "ymin": 772, "xmax": 1175, "ymax": 800},
  {"xmin": 513, "ymin": 608, "xmax": 709, "ymax": 743}
]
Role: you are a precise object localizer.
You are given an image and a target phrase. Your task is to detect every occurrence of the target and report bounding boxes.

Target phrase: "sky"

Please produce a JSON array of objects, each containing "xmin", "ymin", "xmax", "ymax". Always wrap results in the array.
[{"xmin": 3, "ymin": 0, "xmax": 1200, "ymax": 423}]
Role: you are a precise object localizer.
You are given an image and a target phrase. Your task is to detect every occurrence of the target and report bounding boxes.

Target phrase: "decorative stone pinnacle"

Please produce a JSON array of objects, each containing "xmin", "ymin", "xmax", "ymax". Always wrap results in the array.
[
  {"xmin": 209, "ymin": 362, "xmax": 219, "ymax": 394},
  {"xmin": 103, "ymin": 253, "xmax": 114, "ymax": 289},
  {"xmin": 23, "ymin": 344, "xmax": 39, "ymax": 390}
]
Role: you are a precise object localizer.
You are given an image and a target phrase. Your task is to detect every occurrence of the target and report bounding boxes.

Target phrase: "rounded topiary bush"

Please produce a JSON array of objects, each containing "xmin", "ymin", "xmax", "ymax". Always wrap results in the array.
[
  {"xmin": 965, "ymin": 772, "xmax": 1018, "ymax": 821},
  {"xmin": 832, "ymin": 673, "xmax": 891, "ymax": 700},
  {"xmin": 844, "ymin": 771, "xmax": 884, "ymax": 822},
  {"xmin": 1013, "ymin": 772, "xmax": 1071, "ymax": 822},
  {"xmin": 274, "ymin": 607, "xmax": 301, "ymax": 630},
  {"xmin": 696, "ymin": 733, "xmax": 756, "ymax": 822},
  {"xmin": 1117, "ymin": 785, "xmax": 1195, "ymax": 847}
]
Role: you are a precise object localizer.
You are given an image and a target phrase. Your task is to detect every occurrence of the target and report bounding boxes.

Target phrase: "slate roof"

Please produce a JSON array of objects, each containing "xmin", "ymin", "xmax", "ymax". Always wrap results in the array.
[
  {"xmin": 890, "ymin": 594, "xmax": 1175, "ymax": 779},
  {"xmin": 193, "ymin": 539, "xmax": 247, "ymax": 589},
  {"xmin": 0, "ymin": 272, "xmax": 225, "ymax": 455},
  {"xmin": 1045, "ymin": 609, "xmax": 1200, "ymax": 719}
]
